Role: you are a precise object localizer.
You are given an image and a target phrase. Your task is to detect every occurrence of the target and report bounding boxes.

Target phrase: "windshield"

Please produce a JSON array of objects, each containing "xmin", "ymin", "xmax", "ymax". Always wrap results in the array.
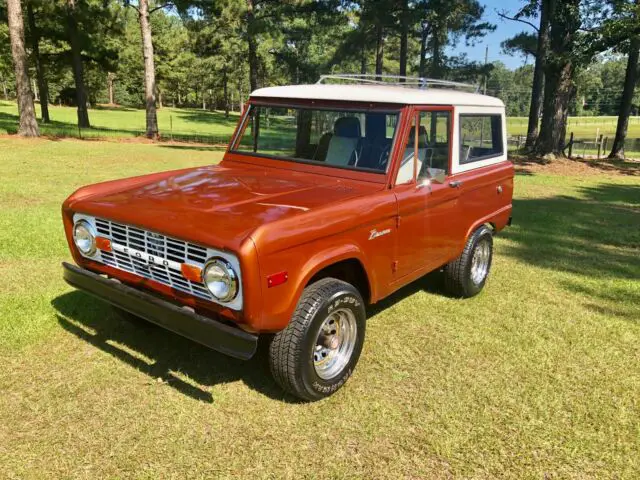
[{"xmin": 231, "ymin": 105, "xmax": 400, "ymax": 173}]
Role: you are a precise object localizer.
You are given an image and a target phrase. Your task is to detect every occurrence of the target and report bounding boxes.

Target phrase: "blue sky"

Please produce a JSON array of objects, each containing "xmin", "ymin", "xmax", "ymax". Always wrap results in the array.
[{"xmin": 449, "ymin": 0, "xmax": 536, "ymax": 70}]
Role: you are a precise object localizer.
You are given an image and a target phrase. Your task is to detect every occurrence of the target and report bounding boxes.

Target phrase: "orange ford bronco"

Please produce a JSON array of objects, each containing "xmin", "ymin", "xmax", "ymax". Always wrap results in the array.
[{"xmin": 62, "ymin": 75, "xmax": 513, "ymax": 400}]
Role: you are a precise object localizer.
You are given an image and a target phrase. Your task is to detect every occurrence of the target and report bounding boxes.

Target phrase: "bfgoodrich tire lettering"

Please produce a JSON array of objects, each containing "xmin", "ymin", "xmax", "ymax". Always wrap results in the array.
[
  {"xmin": 444, "ymin": 225, "xmax": 494, "ymax": 298},
  {"xmin": 269, "ymin": 278, "xmax": 366, "ymax": 401}
]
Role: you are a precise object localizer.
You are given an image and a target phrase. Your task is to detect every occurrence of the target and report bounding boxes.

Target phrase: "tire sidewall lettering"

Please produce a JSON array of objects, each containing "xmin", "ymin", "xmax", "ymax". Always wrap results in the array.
[{"xmin": 301, "ymin": 290, "xmax": 365, "ymax": 398}]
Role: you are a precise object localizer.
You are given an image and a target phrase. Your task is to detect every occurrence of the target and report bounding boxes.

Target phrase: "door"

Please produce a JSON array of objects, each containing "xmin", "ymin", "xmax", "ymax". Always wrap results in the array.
[{"xmin": 393, "ymin": 107, "xmax": 463, "ymax": 280}]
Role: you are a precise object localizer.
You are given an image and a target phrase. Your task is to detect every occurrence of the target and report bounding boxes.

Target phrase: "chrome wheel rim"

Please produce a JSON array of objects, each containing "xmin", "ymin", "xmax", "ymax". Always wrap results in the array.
[
  {"xmin": 470, "ymin": 239, "xmax": 491, "ymax": 285},
  {"xmin": 313, "ymin": 308, "xmax": 357, "ymax": 380}
]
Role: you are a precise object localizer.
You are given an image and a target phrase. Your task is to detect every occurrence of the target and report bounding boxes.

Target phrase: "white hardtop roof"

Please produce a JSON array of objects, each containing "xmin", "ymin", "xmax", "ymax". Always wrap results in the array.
[{"xmin": 251, "ymin": 84, "xmax": 504, "ymax": 108}]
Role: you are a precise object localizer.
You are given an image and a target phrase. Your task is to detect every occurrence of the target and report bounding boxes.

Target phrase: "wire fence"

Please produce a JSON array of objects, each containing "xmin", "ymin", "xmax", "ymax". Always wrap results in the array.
[
  {"xmin": 0, "ymin": 122, "xmax": 233, "ymax": 146},
  {"xmin": 508, "ymin": 133, "xmax": 640, "ymax": 158}
]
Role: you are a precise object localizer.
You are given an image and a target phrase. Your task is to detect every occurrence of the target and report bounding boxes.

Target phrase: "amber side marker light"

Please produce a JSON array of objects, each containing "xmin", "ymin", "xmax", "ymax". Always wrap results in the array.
[
  {"xmin": 181, "ymin": 264, "xmax": 203, "ymax": 282},
  {"xmin": 267, "ymin": 271, "xmax": 288, "ymax": 288},
  {"xmin": 95, "ymin": 237, "xmax": 112, "ymax": 252}
]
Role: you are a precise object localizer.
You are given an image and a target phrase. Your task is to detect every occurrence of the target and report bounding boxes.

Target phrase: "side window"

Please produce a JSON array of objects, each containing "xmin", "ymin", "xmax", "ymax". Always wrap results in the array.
[
  {"xmin": 417, "ymin": 110, "xmax": 450, "ymax": 181},
  {"xmin": 395, "ymin": 117, "xmax": 417, "ymax": 184},
  {"xmin": 459, "ymin": 114, "xmax": 504, "ymax": 164},
  {"xmin": 396, "ymin": 111, "xmax": 451, "ymax": 185}
]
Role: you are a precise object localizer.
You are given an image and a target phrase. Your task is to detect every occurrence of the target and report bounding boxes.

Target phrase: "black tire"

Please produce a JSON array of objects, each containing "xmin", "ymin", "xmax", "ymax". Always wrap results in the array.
[
  {"xmin": 444, "ymin": 225, "xmax": 493, "ymax": 298},
  {"xmin": 269, "ymin": 278, "xmax": 366, "ymax": 401}
]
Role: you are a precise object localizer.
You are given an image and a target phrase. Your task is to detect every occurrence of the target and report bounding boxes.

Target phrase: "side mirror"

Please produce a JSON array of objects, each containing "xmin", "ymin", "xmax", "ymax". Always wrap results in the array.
[{"xmin": 431, "ymin": 171, "xmax": 446, "ymax": 184}]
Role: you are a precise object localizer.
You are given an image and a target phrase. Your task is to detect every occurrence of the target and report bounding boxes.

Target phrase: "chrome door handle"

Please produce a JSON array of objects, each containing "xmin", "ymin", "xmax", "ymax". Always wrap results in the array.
[{"xmin": 449, "ymin": 180, "xmax": 463, "ymax": 188}]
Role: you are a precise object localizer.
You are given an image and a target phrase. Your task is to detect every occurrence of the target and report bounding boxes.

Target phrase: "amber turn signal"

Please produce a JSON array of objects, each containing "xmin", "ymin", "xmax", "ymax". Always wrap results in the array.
[
  {"xmin": 181, "ymin": 264, "xmax": 203, "ymax": 282},
  {"xmin": 267, "ymin": 271, "xmax": 288, "ymax": 288},
  {"xmin": 95, "ymin": 236, "xmax": 112, "ymax": 252}
]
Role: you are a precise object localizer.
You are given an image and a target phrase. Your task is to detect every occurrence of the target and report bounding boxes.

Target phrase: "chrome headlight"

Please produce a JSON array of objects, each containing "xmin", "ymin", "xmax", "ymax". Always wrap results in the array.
[
  {"xmin": 203, "ymin": 258, "xmax": 238, "ymax": 302},
  {"xmin": 73, "ymin": 219, "xmax": 96, "ymax": 256}
]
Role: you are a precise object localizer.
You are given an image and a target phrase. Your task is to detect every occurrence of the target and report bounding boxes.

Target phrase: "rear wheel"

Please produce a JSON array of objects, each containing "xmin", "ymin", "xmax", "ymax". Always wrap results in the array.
[
  {"xmin": 269, "ymin": 278, "xmax": 366, "ymax": 401},
  {"xmin": 444, "ymin": 225, "xmax": 493, "ymax": 298}
]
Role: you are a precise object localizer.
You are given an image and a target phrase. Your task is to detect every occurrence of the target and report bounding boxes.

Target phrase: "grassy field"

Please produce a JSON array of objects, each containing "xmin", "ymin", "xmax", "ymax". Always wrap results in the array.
[
  {"xmin": 0, "ymin": 138, "xmax": 639, "ymax": 478},
  {"xmin": 0, "ymin": 100, "xmax": 240, "ymax": 142},
  {"xmin": 3, "ymin": 99, "xmax": 640, "ymax": 147},
  {"xmin": 507, "ymin": 115, "xmax": 640, "ymax": 139}
]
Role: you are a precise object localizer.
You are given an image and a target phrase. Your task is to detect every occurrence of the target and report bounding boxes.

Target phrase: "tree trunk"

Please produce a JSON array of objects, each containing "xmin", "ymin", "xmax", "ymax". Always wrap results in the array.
[
  {"xmin": 138, "ymin": 0, "xmax": 158, "ymax": 139},
  {"xmin": 399, "ymin": 0, "xmax": 408, "ymax": 80},
  {"xmin": 157, "ymin": 87, "xmax": 163, "ymax": 109},
  {"xmin": 360, "ymin": 43, "xmax": 367, "ymax": 75},
  {"xmin": 534, "ymin": 0, "xmax": 579, "ymax": 156},
  {"xmin": 536, "ymin": 61, "xmax": 575, "ymax": 155},
  {"xmin": 609, "ymin": 35, "xmax": 640, "ymax": 159},
  {"xmin": 26, "ymin": 1, "xmax": 50, "ymax": 123},
  {"xmin": 246, "ymin": 0, "xmax": 259, "ymax": 92},
  {"xmin": 525, "ymin": 0, "xmax": 552, "ymax": 148},
  {"xmin": 431, "ymin": 30, "xmax": 442, "ymax": 78},
  {"xmin": 7, "ymin": 0, "xmax": 39, "ymax": 136},
  {"xmin": 419, "ymin": 25, "xmax": 428, "ymax": 78},
  {"xmin": 223, "ymin": 67, "xmax": 229, "ymax": 118},
  {"xmin": 107, "ymin": 72, "xmax": 115, "ymax": 105},
  {"xmin": 1, "ymin": 78, "xmax": 8, "ymax": 100},
  {"xmin": 66, "ymin": 0, "xmax": 90, "ymax": 128},
  {"xmin": 375, "ymin": 23, "xmax": 384, "ymax": 80},
  {"xmin": 358, "ymin": 13, "xmax": 367, "ymax": 75}
]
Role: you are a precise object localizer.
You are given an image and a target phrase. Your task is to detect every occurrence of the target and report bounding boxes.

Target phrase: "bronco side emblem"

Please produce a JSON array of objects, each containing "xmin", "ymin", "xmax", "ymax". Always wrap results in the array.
[{"xmin": 369, "ymin": 228, "xmax": 391, "ymax": 240}]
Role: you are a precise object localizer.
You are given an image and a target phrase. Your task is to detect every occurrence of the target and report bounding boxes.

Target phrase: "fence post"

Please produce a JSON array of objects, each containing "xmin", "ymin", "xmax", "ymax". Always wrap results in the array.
[
  {"xmin": 603, "ymin": 137, "xmax": 608, "ymax": 156},
  {"xmin": 170, "ymin": 115, "xmax": 173, "ymax": 142},
  {"xmin": 597, "ymin": 134, "xmax": 603, "ymax": 159},
  {"xmin": 568, "ymin": 132, "xmax": 574, "ymax": 158}
]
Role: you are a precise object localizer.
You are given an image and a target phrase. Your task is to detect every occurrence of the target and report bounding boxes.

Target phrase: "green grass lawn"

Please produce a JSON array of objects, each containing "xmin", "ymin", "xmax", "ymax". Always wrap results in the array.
[
  {"xmin": 0, "ymin": 100, "xmax": 240, "ymax": 142},
  {"xmin": 508, "ymin": 115, "xmax": 640, "ymax": 139},
  {"xmin": 0, "ymin": 138, "xmax": 639, "ymax": 478}
]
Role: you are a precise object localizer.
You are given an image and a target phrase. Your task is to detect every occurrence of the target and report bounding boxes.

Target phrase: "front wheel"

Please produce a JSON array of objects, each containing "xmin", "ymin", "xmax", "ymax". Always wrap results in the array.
[
  {"xmin": 269, "ymin": 278, "xmax": 366, "ymax": 401},
  {"xmin": 444, "ymin": 225, "xmax": 494, "ymax": 298}
]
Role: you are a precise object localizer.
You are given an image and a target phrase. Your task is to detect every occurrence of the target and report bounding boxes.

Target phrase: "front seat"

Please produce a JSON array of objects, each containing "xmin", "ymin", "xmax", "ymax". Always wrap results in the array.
[{"xmin": 324, "ymin": 117, "xmax": 362, "ymax": 167}]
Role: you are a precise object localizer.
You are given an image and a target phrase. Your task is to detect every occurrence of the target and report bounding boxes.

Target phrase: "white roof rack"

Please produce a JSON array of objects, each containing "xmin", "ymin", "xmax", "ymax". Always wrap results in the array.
[{"xmin": 317, "ymin": 74, "xmax": 479, "ymax": 93}]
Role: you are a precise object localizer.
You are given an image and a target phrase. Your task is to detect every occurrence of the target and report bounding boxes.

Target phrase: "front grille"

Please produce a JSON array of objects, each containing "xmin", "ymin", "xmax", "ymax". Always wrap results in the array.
[{"xmin": 94, "ymin": 218, "xmax": 212, "ymax": 301}]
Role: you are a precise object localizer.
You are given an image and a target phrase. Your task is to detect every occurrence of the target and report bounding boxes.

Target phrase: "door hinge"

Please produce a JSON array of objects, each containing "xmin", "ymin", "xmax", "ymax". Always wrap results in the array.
[
  {"xmin": 392, "ymin": 260, "xmax": 398, "ymax": 273},
  {"xmin": 396, "ymin": 216, "xmax": 401, "ymax": 228}
]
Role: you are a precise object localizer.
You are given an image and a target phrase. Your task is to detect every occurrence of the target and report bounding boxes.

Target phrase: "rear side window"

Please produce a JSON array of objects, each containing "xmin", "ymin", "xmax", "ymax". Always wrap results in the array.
[{"xmin": 459, "ymin": 114, "xmax": 503, "ymax": 164}]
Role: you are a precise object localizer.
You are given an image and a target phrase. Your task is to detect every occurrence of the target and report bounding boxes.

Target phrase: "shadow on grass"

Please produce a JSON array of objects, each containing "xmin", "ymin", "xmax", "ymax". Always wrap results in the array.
[
  {"xmin": 367, "ymin": 271, "xmax": 447, "ymax": 318},
  {"xmin": 0, "ymin": 111, "xmax": 142, "ymax": 138},
  {"xmin": 51, "ymin": 292, "xmax": 298, "ymax": 404},
  {"xmin": 158, "ymin": 145, "xmax": 227, "ymax": 152},
  {"xmin": 501, "ymin": 182, "xmax": 640, "ymax": 320},
  {"xmin": 172, "ymin": 109, "xmax": 239, "ymax": 128},
  {"xmin": 511, "ymin": 150, "xmax": 640, "ymax": 176},
  {"xmin": 93, "ymin": 104, "xmax": 138, "ymax": 112}
]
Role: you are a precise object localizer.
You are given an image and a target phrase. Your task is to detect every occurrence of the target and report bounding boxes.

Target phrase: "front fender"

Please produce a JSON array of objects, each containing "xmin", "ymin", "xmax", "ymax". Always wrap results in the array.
[{"xmin": 257, "ymin": 242, "xmax": 373, "ymax": 332}]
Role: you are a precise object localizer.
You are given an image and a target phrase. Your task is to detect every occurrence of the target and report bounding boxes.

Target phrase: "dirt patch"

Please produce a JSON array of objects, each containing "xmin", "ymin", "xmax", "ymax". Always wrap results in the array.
[{"xmin": 512, "ymin": 154, "xmax": 640, "ymax": 177}]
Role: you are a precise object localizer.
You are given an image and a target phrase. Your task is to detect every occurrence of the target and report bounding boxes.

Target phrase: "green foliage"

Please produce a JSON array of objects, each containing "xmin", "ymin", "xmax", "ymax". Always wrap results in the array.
[
  {"xmin": 486, "ymin": 62, "xmax": 534, "ymax": 116},
  {"xmin": 501, "ymin": 32, "xmax": 538, "ymax": 59},
  {"xmin": 0, "ymin": 0, "xmax": 636, "ymax": 119},
  {"xmin": 573, "ymin": 56, "xmax": 640, "ymax": 116}
]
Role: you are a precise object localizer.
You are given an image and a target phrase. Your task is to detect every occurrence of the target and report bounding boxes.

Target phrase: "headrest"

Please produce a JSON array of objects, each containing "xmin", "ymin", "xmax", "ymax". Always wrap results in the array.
[
  {"xmin": 334, "ymin": 117, "xmax": 361, "ymax": 138},
  {"xmin": 408, "ymin": 126, "xmax": 428, "ymax": 148}
]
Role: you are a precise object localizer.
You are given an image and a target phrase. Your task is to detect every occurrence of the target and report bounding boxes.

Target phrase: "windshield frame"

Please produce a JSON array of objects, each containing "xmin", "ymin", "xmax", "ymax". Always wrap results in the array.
[{"xmin": 228, "ymin": 99, "xmax": 404, "ymax": 177}]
